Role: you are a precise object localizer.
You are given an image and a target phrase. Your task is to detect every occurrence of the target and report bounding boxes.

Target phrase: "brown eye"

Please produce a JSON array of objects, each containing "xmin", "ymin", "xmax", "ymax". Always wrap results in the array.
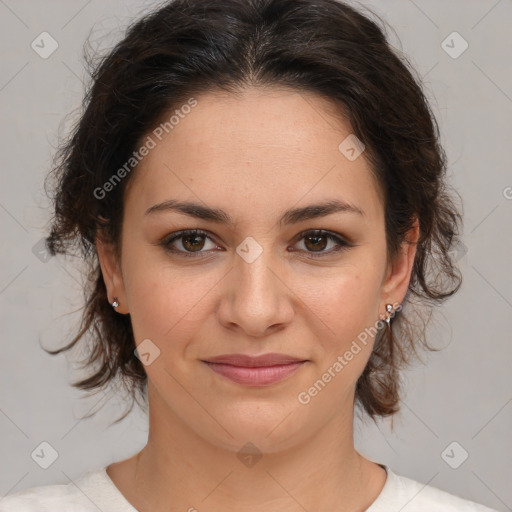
[
  {"xmin": 304, "ymin": 233, "xmax": 329, "ymax": 252},
  {"xmin": 181, "ymin": 233, "xmax": 206, "ymax": 252},
  {"xmin": 162, "ymin": 228, "xmax": 351, "ymax": 259},
  {"xmin": 163, "ymin": 229, "xmax": 218, "ymax": 257},
  {"xmin": 293, "ymin": 230, "xmax": 351, "ymax": 257}
]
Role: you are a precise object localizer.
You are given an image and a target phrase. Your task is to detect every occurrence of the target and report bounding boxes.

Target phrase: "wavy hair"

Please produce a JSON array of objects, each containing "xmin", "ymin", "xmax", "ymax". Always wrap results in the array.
[{"xmin": 44, "ymin": 0, "xmax": 463, "ymax": 424}]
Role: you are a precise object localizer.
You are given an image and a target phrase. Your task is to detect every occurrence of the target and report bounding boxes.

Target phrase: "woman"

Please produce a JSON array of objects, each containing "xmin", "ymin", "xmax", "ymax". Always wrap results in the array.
[{"xmin": 0, "ymin": 0, "xmax": 499, "ymax": 510}]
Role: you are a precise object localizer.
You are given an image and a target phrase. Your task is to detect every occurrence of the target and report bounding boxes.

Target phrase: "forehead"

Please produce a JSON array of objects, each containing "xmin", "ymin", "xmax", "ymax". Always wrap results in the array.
[{"xmin": 125, "ymin": 86, "xmax": 383, "ymax": 224}]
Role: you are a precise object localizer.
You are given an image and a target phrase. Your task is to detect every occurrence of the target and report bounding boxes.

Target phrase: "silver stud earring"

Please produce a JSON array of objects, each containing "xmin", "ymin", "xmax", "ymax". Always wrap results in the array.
[{"xmin": 111, "ymin": 297, "xmax": 119, "ymax": 308}]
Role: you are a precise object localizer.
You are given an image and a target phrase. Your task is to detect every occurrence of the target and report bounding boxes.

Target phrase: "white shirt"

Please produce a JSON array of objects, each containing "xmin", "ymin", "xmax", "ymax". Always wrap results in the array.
[{"xmin": 0, "ymin": 464, "xmax": 498, "ymax": 511}]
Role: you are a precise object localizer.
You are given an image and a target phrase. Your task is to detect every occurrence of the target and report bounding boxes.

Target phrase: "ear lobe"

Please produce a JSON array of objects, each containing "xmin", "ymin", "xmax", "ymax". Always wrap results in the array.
[
  {"xmin": 96, "ymin": 237, "xmax": 128, "ymax": 314},
  {"xmin": 382, "ymin": 216, "xmax": 420, "ymax": 303}
]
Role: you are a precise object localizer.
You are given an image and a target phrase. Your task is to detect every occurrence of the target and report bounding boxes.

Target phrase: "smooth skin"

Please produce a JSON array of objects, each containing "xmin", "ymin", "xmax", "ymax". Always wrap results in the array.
[{"xmin": 97, "ymin": 86, "xmax": 419, "ymax": 512}]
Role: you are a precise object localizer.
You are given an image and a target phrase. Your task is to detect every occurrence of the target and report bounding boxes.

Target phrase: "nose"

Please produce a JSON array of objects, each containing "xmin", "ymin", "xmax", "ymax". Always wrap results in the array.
[{"xmin": 216, "ymin": 247, "xmax": 295, "ymax": 338}]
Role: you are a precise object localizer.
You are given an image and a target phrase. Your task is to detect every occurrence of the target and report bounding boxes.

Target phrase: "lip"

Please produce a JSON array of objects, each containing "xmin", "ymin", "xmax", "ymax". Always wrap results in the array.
[
  {"xmin": 202, "ymin": 353, "xmax": 307, "ymax": 367},
  {"xmin": 201, "ymin": 353, "xmax": 308, "ymax": 387}
]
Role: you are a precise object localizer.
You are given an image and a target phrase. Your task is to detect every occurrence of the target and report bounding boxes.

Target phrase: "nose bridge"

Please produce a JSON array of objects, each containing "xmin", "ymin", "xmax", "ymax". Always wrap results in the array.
[
  {"xmin": 222, "ymin": 235, "xmax": 293, "ymax": 334},
  {"xmin": 234, "ymin": 235, "xmax": 279, "ymax": 299}
]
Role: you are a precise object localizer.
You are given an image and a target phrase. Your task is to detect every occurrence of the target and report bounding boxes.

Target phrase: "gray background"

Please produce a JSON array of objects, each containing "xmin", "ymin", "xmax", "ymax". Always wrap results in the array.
[{"xmin": 0, "ymin": 0, "xmax": 511, "ymax": 510}]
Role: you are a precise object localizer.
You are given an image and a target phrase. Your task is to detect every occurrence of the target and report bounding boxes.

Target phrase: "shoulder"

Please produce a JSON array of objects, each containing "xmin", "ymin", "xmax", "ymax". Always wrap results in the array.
[
  {"xmin": 369, "ymin": 465, "xmax": 499, "ymax": 512},
  {"xmin": 0, "ymin": 480, "xmax": 89, "ymax": 511},
  {"xmin": 0, "ymin": 467, "xmax": 122, "ymax": 512}
]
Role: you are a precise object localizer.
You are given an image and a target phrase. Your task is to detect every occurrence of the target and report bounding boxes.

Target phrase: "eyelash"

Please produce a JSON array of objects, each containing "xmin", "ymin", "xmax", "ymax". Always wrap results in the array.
[{"xmin": 161, "ymin": 229, "xmax": 352, "ymax": 259}]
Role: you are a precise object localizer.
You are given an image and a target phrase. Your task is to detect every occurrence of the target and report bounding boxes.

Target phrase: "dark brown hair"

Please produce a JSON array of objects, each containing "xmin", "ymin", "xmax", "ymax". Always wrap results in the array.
[{"xmin": 44, "ymin": 0, "xmax": 463, "ymax": 425}]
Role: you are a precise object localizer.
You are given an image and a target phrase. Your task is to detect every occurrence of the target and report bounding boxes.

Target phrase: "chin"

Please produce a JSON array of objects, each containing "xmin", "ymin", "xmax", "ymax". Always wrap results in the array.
[{"xmin": 193, "ymin": 404, "xmax": 311, "ymax": 456}]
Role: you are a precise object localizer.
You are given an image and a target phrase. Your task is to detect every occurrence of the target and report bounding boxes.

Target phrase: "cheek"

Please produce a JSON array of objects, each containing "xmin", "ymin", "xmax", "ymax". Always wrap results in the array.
[
  {"xmin": 317, "ymin": 265, "xmax": 382, "ymax": 330},
  {"xmin": 121, "ymin": 244, "xmax": 217, "ymax": 346},
  {"xmin": 310, "ymin": 264, "xmax": 384, "ymax": 369}
]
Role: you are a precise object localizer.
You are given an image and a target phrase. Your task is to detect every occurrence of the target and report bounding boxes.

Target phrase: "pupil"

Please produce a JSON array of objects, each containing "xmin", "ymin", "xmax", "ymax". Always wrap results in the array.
[
  {"xmin": 183, "ymin": 234, "xmax": 204, "ymax": 252},
  {"xmin": 305, "ymin": 234, "xmax": 327, "ymax": 251}
]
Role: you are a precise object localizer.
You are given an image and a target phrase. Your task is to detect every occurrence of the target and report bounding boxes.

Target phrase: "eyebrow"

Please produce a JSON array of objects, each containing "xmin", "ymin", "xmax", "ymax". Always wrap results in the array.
[{"xmin": 144, "ymin": 198, "xmax": 364, "ymax": 226}]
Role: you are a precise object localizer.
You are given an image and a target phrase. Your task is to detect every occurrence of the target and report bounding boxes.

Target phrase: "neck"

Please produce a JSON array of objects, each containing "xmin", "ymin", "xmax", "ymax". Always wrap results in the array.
[{"xmin": 109, "ymin": 384, "xmax": 386, "ymax": 512}]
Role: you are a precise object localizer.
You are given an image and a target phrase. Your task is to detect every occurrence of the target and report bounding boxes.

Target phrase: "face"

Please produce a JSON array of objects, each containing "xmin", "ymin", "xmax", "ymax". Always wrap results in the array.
[{"xmin": 97, "ymin": 86, "xmax": 417, "ymax": 453}]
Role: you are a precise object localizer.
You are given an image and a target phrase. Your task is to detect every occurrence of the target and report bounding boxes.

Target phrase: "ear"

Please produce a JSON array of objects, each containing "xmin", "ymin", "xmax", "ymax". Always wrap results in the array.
[
  {"xmin": 96, "ymin": 236, "xmax": 129, "ymax": 314},
  {"xmin": 381, "ymin": 216, "xmax": 420, "ymax": 308}
]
